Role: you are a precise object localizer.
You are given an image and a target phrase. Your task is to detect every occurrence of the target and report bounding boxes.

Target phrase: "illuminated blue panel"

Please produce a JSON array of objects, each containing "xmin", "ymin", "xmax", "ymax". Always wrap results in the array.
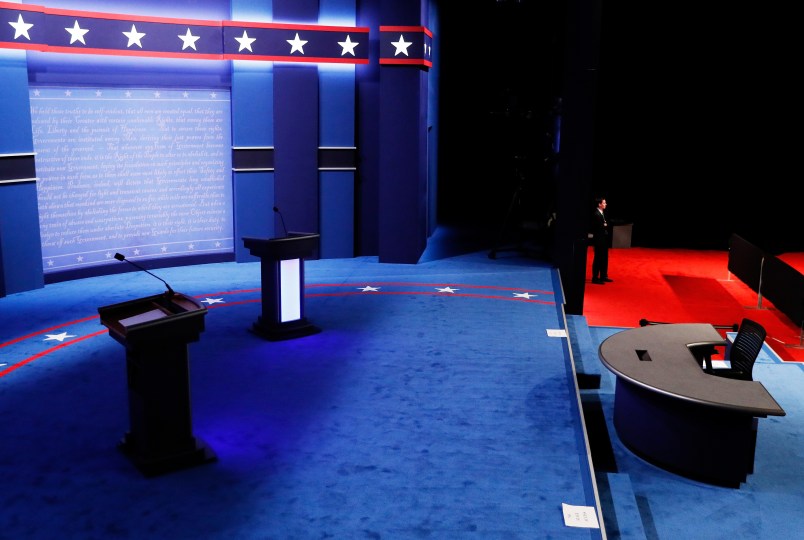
[
  {"xmin": 231, "ymin": 67, "xmax": 274, "ymax": 147},
  {"xmin": 30, "ymin": 85, "xmax": 234, "ymax": 274},
  {"xmin": 319, "ymin": 68, "xmax": 354, "ymax": 146},
  {"xmin": 319, "ymin": 0, "xmax": 356, "ymax": 26},
  {"xmin": 279, "ymin": 258, "xmax": 301, "ymax": 322}
]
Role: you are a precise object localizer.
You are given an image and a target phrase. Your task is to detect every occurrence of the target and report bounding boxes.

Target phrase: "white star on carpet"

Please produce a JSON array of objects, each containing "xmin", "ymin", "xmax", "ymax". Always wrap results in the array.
[
  {"xmin": 201, "ymin": 298, "xmax": 225, "ymax": 305},
  {"xmin": 436, "ymin": 287, "xmax": 459, "ymax": 293},
  {"xmin": 44, "ymin": 332, "xmax": 76, "ymax": 342},
  {"xmin": 358, "ymin": 286, "xmax": 380, "ymax": 292},
  {"xmin": 514, "ymin": 292, "xmax": 537, "ymax": 299}
]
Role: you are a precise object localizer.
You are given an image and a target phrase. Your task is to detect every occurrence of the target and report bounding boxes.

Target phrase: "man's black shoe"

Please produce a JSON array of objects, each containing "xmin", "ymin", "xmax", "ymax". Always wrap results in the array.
[
  {"xmin": 602, "ymin": 278, "xmax": 614, "ymax": 282},
  {"xmin": 591, "ymin": 279, "xmax": 605, "ymax": 284}
]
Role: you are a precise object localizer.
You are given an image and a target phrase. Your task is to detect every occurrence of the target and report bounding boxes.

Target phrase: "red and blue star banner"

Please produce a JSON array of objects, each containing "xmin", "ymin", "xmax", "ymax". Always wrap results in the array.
[
  {"xmin": 0, "ymin": 2, "xmax": 384, "ymax": 65},
  {"xmin": 223, "ymin": 21, "xmax": 368, "ymax": 64},
  {"xmin": 379, "ymin": 26, "xmax": 432, "ymax": 69}
]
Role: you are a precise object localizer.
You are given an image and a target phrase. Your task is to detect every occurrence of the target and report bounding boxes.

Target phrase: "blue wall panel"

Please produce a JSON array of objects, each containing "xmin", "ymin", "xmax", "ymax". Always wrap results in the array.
[
  {"xmin": 0, "ymin": 49, "xmax": 43, "ymax": 296},
  {"xmin": 231, "ymin": 67, "xmax": 274, "ymax": 148},
  {"xmin": 378, "ymin": 67, "xmax": 428, "ymax": 263},
  {"xmin": 320, "ymin": 171, "xmax": 354, "ymax": 258},
  {"xmin": 274, "ymin": 66, "xmax": 319, "ymax": 236},
  {"xmin": 0, "ymin": 182, "xmax": 45, "ymax": 295},
  {"xmin": 319, "ymin": 68, "xmax": 355, "ymax": 146},
  {"xmin": 233, "ymin": 172, "xmax": 275, "ymax": 262}
]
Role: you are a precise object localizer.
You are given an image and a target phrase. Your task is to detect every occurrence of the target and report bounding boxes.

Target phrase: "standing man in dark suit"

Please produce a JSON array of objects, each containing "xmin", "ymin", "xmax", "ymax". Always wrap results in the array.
[{"xmin": 591, "ymin": 197, "xmax": 613, "ymax": 284}]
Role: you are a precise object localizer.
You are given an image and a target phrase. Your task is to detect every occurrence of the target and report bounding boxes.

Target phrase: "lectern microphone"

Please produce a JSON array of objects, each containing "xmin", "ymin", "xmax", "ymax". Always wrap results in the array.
[
  {"xmin": 273, "ymin": 206, "xmax": 288, "ymax": 237},
  {"xmin": 114, "ymin": 253, "xmax": 175, "ymax": 296}
]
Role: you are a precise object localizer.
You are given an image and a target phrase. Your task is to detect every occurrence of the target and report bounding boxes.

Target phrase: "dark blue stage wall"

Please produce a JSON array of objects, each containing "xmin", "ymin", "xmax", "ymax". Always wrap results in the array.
[{"xmin": 0, "ymin": 0, "xmax": 436, "ymax": 296}]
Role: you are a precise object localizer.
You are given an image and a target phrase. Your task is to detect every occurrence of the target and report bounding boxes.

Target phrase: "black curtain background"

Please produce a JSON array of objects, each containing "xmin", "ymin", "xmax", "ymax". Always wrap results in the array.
[{"xmin": 437, "ymin": 1, "xmax": 801, "ymax": 254}]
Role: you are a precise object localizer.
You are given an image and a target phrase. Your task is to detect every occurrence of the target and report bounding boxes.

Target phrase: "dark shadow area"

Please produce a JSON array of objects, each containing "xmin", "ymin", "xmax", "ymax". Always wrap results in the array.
[{"xmin": 581, "ymin": 394, "xmax": 617, "ymax": 472}]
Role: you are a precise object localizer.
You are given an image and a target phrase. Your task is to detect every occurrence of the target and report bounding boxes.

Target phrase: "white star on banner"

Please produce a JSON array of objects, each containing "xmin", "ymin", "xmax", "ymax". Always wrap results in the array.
[
  {"xmin": 235, "ymin": 30, "xmax": 256, "ymax": 52},
  {"xmin": 391, "ymin": 34, "xmax": 412, "ymax": 56},
  {"xmin": 65, "ymin": 20, "xmax": 89, "ymax": 45},
  {"xmin": 201, "ymin": 298, "xmax": 225, "ymax": 305},
  {"xmin": 44, "ymin": 332, "xmax": 76, "ymax": 342},
  {"xmin": 436, "ymin": 287, "xmax": 459, "ymax": 293},
  {"xmin": 178, "ymin": 28, "xmax": 200, "ymax": 51},
  {"xmin": 123, "ymin": 24, "xmax": 146, "ymax": 48},
  {"xmin": 358, "ymin": 286, "xmax": 380, "ymax": 292},
  {"xmin": 287, "ymin": 33, "xmax": 307, "ymax": 54},
  {"xmin": 338, "ymin": 35, "xmax": 358, "ymax": 56},
  {"xmin": 513, "ymin": 292, "xmax": 537, "ymax": 299},
  {"xmin": 9, "ymin": 14, "xmax": 34, "ymax": 40}
]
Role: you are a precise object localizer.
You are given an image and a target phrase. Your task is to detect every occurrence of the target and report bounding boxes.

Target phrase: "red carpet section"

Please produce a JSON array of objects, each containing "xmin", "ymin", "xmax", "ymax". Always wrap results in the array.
[{"xmin": 583, "ymin": 247, "xmax": 804, "ymax": 362}]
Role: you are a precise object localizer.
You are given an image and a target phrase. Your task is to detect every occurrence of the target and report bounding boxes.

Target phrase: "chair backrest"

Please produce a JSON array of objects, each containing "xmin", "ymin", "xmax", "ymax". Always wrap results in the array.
[{"xmin": 728, "ymin": 318, "xmax": 767, "ymax": 380}]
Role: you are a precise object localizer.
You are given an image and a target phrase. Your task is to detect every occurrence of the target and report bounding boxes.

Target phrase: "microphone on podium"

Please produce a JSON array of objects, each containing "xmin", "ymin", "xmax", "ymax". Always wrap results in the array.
[
  {"xmin": 114, "ymin": 253, "xmax": 175, "ymax": 296},
  {"xmin": 273, "ymin": 206, "xmax": 288, "ymax": 237}
]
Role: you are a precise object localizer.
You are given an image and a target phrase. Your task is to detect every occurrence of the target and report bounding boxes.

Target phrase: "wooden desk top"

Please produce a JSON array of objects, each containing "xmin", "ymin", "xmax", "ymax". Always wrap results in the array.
[{"xmin": 599, "ymin": 323, "xmax": 785, "ymax": 417}]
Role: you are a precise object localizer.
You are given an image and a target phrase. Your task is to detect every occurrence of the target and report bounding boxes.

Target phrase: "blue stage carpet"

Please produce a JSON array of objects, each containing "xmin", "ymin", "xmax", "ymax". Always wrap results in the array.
[{"xmin": 0, "ymin": 252, "xmax": 604, "ymax": 539}]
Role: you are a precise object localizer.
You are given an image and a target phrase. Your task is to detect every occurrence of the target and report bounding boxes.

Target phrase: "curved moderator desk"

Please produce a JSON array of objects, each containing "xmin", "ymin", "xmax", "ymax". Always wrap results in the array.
[{"xmin": 599, "ymin": 323, "xmax": 785, "ymax": 487}]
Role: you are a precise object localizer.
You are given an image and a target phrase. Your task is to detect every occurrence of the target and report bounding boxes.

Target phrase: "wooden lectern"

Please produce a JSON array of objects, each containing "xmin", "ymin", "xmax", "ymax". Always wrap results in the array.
[
  {"xmin": 98, "ymin": 292, "xmax": 216, "ymax": 477},
  {"xmin": 242, "ymin": 232, "xmax": 320, "ymax": 341}
]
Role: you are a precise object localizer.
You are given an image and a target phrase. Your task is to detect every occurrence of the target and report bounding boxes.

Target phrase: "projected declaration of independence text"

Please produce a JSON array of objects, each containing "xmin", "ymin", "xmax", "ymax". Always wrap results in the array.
[{"xmin": 31, "ymin": 87, "xmax": 233, "ymax": 273}]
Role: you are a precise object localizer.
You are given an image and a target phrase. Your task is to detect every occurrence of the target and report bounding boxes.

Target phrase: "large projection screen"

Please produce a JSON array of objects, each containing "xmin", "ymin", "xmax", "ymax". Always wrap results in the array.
[{"xmin": 30, "ymin": 85, "xmax": 233, "ymax": 275}]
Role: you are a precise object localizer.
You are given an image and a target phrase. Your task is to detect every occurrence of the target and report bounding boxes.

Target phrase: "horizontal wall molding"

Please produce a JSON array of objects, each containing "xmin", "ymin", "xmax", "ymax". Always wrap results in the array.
[
  {"xmin": 0, "ymin": 153, "xmax": 37, "ymax": 182},
  {"xmin": 232, "ymin": 147, "xmax": 357, "ymax": 172},
  {"xmin": 232, "ymin": 147, "xmax": 274, "ymax": 171},
  {"xmin": 0, "ymin": 178, "xmax": 38, "ymax": 185},
  {"xmin": 318, "ymin": 147, "xmax": 356, "ymax": 171}
]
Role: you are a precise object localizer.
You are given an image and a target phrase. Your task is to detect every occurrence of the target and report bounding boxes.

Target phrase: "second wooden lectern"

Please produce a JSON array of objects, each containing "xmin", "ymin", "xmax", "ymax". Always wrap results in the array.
[
  {"xmin": 98, "ymin": 292, "xmax": 216, "ymax": 477},
  {"xmin": 243, "ymin": 232, "xmax": 321, "ymax": 341}
]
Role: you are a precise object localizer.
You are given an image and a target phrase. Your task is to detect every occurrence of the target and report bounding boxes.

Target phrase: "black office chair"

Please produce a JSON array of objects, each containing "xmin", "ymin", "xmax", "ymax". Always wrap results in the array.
[{"xmin": 700, "ymin": 318, "xmax": 767, "ymax": 381}]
